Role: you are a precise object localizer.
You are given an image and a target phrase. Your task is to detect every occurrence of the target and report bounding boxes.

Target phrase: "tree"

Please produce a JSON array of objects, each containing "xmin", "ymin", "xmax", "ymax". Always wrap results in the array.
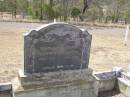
[
  {"xmin": 43, "ymin": 4, "xmax": 55, "ymax": 19},
  {"xmin": 49, "ymin": 0, "xmax": 53, "ymax": 8},
  {"xmin": 40, "ymin": 0, "xmax": 43, "ymax": 20},
  {"xmin": 123, "ymin": 10, "xmax": 130, "ymax": 24},
  {"xmin": 71, "ymin": 7, "xmax": 81, "ymax": 20},
  {"xmin": 5, "ymin": 0, "xmax": 17, "ymax": 18},
  {"xmin": 11, "ymin": 0, "xmax": 17, "ymax": 18},
  {"xmin": 53, "ymin": 4, "xmax": 62, "ymax": 19},
  {"xmin": 83, "ymin": 0, "xmax": 93, "ymax": 13},
  {"xmin": 104, "ymin": 0, "xmax": 127, "ymax": 23},
  {"xmin": 0, "ymin": 0, "xmax": 6, "ymax": 12},
  {"xmin": 17, "ymin": 0, "xmax": 29, "ymax": 18}
]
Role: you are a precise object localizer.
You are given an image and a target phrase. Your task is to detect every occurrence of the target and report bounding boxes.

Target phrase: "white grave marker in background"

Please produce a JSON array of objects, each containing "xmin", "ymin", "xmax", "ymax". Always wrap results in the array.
[
  {"xmin": 128, "ymin": 64, "xmax": 130, "ymax": 73},
  {"xmin": 54, "ymin": 18, "xmax": 56, "ymax": 23},
  {"xmin": 124, "ymin": 25, "xmax": 129, "ymax": 46}
]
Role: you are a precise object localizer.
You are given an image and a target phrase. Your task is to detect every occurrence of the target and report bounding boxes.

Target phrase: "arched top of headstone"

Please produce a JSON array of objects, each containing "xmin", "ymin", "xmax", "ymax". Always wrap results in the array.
[{"xmin": 24, "ymin": 22, "xmax": 89, "ymax": 36}]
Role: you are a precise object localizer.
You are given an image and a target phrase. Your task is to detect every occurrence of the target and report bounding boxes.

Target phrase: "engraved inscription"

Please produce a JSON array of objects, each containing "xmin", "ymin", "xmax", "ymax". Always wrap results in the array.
[{"xmin": 24, "ymin": 23, "xmax": 92, "ymax": 73}]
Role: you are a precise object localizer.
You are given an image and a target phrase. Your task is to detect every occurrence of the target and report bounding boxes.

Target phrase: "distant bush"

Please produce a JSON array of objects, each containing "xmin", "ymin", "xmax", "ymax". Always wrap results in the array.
[{"xmin": 71, "ymin": 7, "xmax": 81, "ymax": 19}]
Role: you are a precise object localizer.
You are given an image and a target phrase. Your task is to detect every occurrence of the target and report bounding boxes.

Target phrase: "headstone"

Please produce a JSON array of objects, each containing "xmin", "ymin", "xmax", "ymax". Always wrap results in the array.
[
  {"xmin": 14, "ymin": 23, "xmax": 96, "ymax": 97},
  {"xmin": 24, "ymin": 22, "xmax": 92, "ymax": 74}
]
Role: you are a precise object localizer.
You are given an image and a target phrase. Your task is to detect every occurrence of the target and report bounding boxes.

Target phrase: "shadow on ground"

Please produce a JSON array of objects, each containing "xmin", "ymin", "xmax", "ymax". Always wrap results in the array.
[{"xmin": 98, "ymin": 90, "xmax": 125, "ymax": 97}]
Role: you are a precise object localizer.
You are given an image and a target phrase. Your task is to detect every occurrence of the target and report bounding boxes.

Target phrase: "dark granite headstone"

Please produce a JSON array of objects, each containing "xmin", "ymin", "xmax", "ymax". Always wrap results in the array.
[{"xmin": 24, "ymin": 23, "xmax": 92, "ymax": 74}]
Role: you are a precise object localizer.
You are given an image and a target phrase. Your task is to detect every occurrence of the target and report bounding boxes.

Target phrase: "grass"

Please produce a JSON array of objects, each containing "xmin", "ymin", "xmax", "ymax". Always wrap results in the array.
[
  {"xmin": 0, "ymin": 25, "xmax": 130, "ymax": 82},
  {"xmin": 89, "ymin": 30, "xmax": 130, "ymax": 72}
]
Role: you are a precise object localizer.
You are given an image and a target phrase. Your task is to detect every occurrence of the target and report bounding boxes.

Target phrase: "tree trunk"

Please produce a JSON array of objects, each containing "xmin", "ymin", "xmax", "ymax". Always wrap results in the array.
[
  {"xmin": 40, "ymin": 0, "xmax": 43, "ymax": 20},
  {"xmin": 14, "ymin": 0, "xmax": 17, "ymax": 18},
  {"xmin": 83, "ymin": 0, "xmax": 88, "ymax": 13},
  {"xmin": 50, "ymin": 0, "xmax": 53, "ymax": 8}
]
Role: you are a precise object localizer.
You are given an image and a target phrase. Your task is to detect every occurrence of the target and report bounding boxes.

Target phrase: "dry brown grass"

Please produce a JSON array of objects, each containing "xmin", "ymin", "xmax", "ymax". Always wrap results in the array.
[
  {"xmin": 0, "ymin": 24, "xmax": 130, "ymax": 82},
  {"xmin": 0, "ymin": 28, "xmax": 27, "ymax": 82},
  {"xmin": 90, "ymin": 30, "xmax": 130, "ymax": 72}
]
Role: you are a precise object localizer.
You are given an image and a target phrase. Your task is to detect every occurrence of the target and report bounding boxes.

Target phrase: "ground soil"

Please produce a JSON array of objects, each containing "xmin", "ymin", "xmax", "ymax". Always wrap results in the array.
[
  {"xmin": 98, "ymin": 90, "xmax": 125, "ymax": 97},
  {"xmin": 89, "ymin": 28, "xmax": 130, "ymax": 72},
  {"xmin": 0, "ymin": 22, "xmax": 129, "ymax": 83}
]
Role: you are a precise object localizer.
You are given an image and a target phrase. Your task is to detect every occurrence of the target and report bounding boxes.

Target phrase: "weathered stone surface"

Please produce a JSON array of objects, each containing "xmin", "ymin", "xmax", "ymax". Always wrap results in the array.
[
  {"xmin": 94, "ymin": 71, "xmax": 117, "ymax": 93},
  {"xmin": 14, "ymin": 68, "xmax": 96, "ymax": 97},
  {"xmin": 24, "ymin": 23, "xmax": 92, "ymax": 74},
  {"xmin": 15, "ymin": 84, "xmax": 96, "ymax": 97},
  {"xmin": 18, "ymin": 69, "xmax": 94, "ymax": 89},
  {"xmin": 117, "ymin": 72, "xmax": 130, "ymax": 97},
  {"xmin": 117, "ymin": 78, "xmax": 130, "ymax": 97},
  {"xmin": 16, "ymin": 23, "xmax": 95, "ymax": 97},
  {"xmin": 0, "ymin": 83, "xmax": 12, "ymax": 92},
  {"xmin": 0, "ymin": 83, "xmax": 13, "ymax": 97}
]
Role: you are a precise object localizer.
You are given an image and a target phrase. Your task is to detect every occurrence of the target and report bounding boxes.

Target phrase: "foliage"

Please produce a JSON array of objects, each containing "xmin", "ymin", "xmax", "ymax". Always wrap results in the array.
[
  {"xmin": 123, "ymin": 10, "xmax": 130, "ymax": 23},
  {"xmin": 71, "ymin": 7, "xmax": 81, "ymax": 18},
  {"xmin": 0, "ymin": 0, "xmax": 130, "ymax": 23}
]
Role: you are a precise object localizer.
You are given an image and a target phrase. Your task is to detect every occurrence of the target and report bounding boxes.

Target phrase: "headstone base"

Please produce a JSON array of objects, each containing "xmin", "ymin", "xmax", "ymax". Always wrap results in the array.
[{"xmin": 13, "ymin": 68, "xmax": 97, "ymax": 97}]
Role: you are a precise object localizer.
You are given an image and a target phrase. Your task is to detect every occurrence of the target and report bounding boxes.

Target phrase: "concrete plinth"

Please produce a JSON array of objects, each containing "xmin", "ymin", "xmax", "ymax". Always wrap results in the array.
[{"xmin": 13, "ymin": 68, "xmax": 97, "ymax": 97}]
